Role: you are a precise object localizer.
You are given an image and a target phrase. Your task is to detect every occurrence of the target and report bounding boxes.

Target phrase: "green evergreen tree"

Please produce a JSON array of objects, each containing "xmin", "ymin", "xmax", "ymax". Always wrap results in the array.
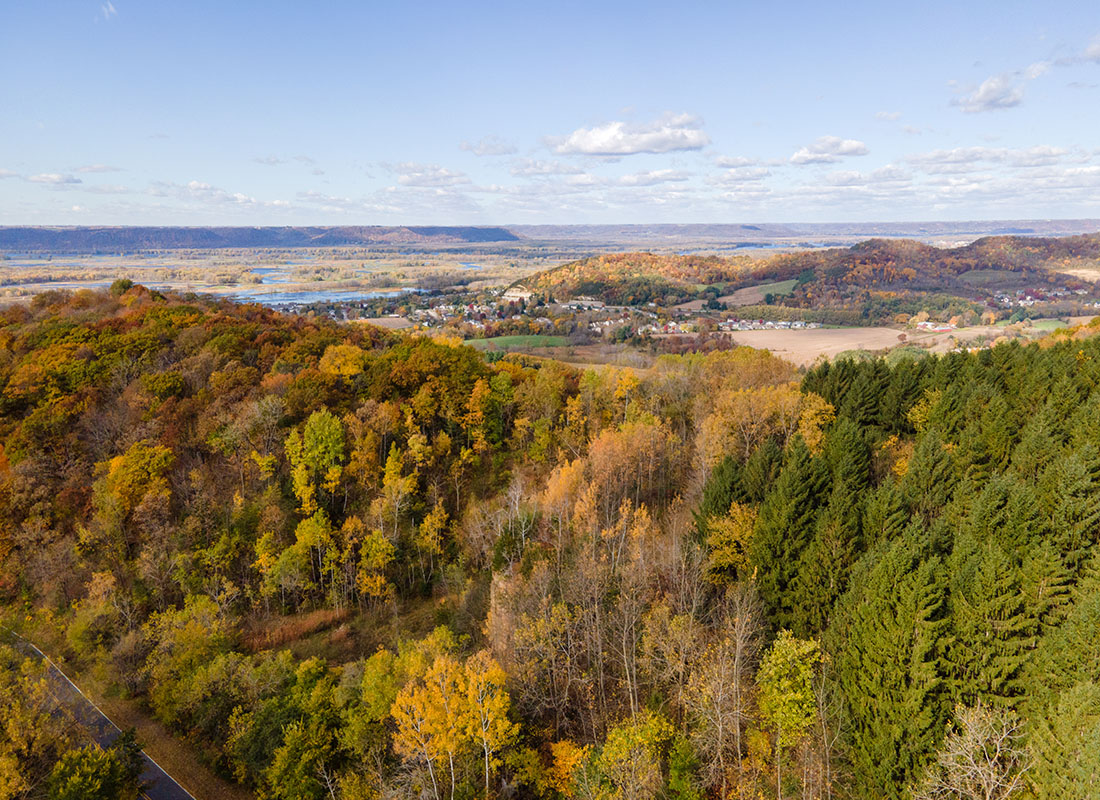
[
  {"xmin": 1038, "ymin": 445, "xmax": 1100, "ymax": 573},
  {"xmin": 1010, "ymin": 403, "xmax": 1063, "ymax": 483},
  {"xmin": 830, "ymin": 537, "xmax": 949, "ymax": 800},
  {"xmin": 862, "ymin": 479, "xmax": 908, "ymax": 545},
  {"xmin": 740, "ymin": 438, "xmax": 783, "ymax": 503},
  {"xmin": 957, "ymin": 389, "xmax": 1013, "ymax": 484},
  {"xmin": 1018, "ymin": 540, "xmax": 1072, "ymax": 637},
  {"xmin": 963, "ymin": 474, "xmax": 1044, "ymax": 557},
  {"xmin": 839, "ymin": 366, "xmax": 883, "ymax": 429},
  {"xmin": 695, "ymin": 453, "xmax": 746, "ymax": 540},
  {"xmin": 1026, "ymin": 681, "xmax": 1100, "ymax": 800},
  {"xmin": 1024, "ymin": 555, "xmax": 1100, "ymax": 713},
  {"xmin": 750, "ymin": 437, "xmax": 828, "ymax": 633},
  {"xmin": 791, "ymin": 419, "xmax": 871, "ymax": 633},
  {"xmin": 900, "ymin": 429, "xmax": 957, "ymax": 524},
  {"xmin": 947, "ymin": 537, "xmax": 1034, "ymax": 707},
  {"xmin": 880, "ymin": 358, "xmax": 923, "ymax": 436}
]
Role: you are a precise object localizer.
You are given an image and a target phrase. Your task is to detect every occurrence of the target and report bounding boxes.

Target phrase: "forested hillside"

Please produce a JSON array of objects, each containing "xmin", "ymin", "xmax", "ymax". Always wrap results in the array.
[
  {"xmin": 2, "ymin": 283, "xmax": 1100, "ymax": 800},
  {"xmin": 520, "ymin": 233, "xmax": 1100, "ymax": 315}
]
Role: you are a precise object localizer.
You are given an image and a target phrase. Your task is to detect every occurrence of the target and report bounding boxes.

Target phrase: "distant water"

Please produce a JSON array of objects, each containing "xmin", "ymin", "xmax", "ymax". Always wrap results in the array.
[
  {"xmin": 677, "ymin": 243, "xmax": 785, "ymax": 255},
  {"xmin": 249, "ymin": 267, "xmax": 292, "ymax": 284},
  {"xmin": 459, "ymin": 262, "xmax": 483, "ymax": 270},
  {"xmin": 231, "ymin": 288, "xmax": 424, "ymax": 306}
]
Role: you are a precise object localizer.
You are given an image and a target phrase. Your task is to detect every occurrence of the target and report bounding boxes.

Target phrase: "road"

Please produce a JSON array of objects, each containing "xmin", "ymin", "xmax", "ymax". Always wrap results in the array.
[{"xmin": 3, "ymin": 630, "xmax": 196, "ymax": 800}]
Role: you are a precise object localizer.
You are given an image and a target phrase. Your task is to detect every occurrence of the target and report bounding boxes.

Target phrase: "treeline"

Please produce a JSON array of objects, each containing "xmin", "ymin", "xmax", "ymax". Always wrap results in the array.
[{"xmin": 2, "ymin": 283, "xmax": 1099, "ymax": 799}]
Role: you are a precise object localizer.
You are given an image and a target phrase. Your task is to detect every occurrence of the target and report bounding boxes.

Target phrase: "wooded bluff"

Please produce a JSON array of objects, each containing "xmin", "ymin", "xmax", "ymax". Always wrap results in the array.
[{"xmin": 2, "ymin": 282, "xmax": 1099, "ymax": 800}]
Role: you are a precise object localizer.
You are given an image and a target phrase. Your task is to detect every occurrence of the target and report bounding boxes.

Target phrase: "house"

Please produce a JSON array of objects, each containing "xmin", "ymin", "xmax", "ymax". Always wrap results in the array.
[{"xmin": 563, "ymin": 296, "xmax": 605, "ymax": 310}]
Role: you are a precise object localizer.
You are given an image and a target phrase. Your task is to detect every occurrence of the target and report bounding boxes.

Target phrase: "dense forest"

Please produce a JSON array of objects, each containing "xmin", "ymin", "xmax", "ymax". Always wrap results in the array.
[{"xmin": 3, "ymin": 282, "xmax": 1100, "ymax": 800}]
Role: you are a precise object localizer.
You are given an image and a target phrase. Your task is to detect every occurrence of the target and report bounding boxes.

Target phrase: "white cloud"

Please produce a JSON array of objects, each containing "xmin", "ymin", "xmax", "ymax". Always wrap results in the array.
[
  {"xmin": 870, "ymin": 165, "xmax": 912, "ymax": 182},
  {"xmin": 0, "ymin": 169, "xmax": 18, "ymax": 179},
  {"xmin": 1086, "ymin": 36, "xmax": 1100, "ymax": 63},
  {"xmin": 954, "ymin": 73, "xmax": 1024, "ymax": 112},
  {"xmin": 710, "ymin": 166, "xmax": 771, "ymax": 184},
  {"xmin": 713, "ymin": 155, "xmax": 757, "ymax": 168},
  {"xmin": 28, "ymin": 173, "xmax": 82, "ymax": 185},
  {"xmin": 825, "ymin": 166, "xmax": 911, "ymax": 186},
  {"xmin": 85, "ymin": 184, "xmax": 130, "ymax": 194},
  {"xmin": 616, "ymin": 169, "xmax": 690, "ymax": 186},
  {"xmin": 908, "ymin": 145, "xmax": 1073, "ymax": 173},
  {"xmin": 253, "ymin": 155, "xmax": 286, "ymax": 166},
  {"xmin": 790, "ymin": 136, "xmax": 869, "ymax": 165},
  {"xmin": 1024, "ymin": 61, "xmax": 1051, "ymax": 80},
  {"xmin": 460, "ymin": 136, "xmax": 518, "ymax": 156},
  {"xmin": 510, "ymin": 159, "xmax": 584, "ymax": 177},
  {"xmin": 76, "ymin": 164, "xmax": 122, "ymax": 173},
  {"xmin": 146, "ymin": 179, "xmax": 288, "ymax": 209},
  {"xmin": 875, "ymin": 111, "xmax": 902, "ymax": 121},
  {"xmin": 393, "ymin": 162, "xmax": 471, "ymax": 187},
  {"xmin": 99, "ymin": 2, "xmax": 117, "ymax": 20},
  {"xmin": 552, "ymin": 113, "xmax": 710, "ymax": 156}
]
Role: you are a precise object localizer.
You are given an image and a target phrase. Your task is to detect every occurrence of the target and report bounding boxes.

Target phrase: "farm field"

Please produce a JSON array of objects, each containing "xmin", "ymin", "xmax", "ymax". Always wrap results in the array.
[
  {"xmin": 726, "ymin": 327, "xmax": 909, "ymax": 365},
  {"xmin": 718, "ymin": 278, "xmax": 799, "ymax": 306}
]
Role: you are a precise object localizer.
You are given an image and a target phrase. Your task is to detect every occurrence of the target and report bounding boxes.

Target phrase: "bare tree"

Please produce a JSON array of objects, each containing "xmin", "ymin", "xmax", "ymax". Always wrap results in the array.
[
  {"xmin": 687, "ymin": 581, "xmax": 763, "ymax": 799},
  {"xmin": 911, "ymin": 703, "xmax": 1028, "ymax": 800}
]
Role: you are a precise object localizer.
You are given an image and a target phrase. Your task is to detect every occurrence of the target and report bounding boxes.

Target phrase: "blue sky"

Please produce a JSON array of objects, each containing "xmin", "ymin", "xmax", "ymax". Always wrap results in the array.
[{"xmin": 2, "ymin": 0, "xmax": 1100, "ymax": 225}]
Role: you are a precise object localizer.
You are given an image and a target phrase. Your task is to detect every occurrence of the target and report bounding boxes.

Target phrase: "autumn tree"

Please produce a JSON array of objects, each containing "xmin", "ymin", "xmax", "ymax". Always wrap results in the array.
[
  {"xmin": 464, "ymin": 650, "xmax": 518, "ymax": 797},
  {"xmin": 286, "ymin": 408, "xmax": 346, "ymax": 517},
  {"xmin": 756, "ymin": 631, "xmax": 821, "ymax": 800}
]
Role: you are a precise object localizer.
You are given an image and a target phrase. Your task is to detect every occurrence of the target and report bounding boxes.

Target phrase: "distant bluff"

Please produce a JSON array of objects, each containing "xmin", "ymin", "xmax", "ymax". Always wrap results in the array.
[{"xmin": 0, "ymin": 225, "xmax": 521, "ymax": 252}]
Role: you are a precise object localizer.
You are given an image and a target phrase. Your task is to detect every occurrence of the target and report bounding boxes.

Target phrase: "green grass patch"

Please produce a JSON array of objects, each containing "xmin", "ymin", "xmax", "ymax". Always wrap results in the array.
[
  {"xmin": 757, "ymin": 278, "xmax": 798, "ymax": 295},
  {"xmin": 959, "ymin": 269, "xmax": 1015, "ymax": 286},
  {"xmin": 1029, "ymin": 318, "xmax": 1068, "ymax": 331},
  {"xmin": 467, "ymin": 335, "xmax": 571, "ymax": 351},
  {"xmin": 993, "ymin": 317, "xmax": 1068, "ymax": 331}
]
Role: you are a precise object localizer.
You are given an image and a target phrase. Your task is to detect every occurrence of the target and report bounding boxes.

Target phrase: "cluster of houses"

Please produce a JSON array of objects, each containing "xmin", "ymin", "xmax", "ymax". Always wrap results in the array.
[
  {"xmin": 637, "ymin": 319, "xmax": 823, "ymax": 335},
  {"xmin": 992, "ymin": 287, "xmax": 1088, "ymax": 308},
  {"xmin": 718, "ymin": 318, "xmax": 820, "ymax": 332},
  {"xmin": 914, "ymin": 320, "xmax": 957, "ymax": 333}
]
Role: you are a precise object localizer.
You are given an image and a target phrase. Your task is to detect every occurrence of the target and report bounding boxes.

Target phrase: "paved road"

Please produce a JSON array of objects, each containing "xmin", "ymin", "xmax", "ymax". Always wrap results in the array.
[{"xmin": 3, "ymin": 630, "xmax": 196, "ymax": 800}]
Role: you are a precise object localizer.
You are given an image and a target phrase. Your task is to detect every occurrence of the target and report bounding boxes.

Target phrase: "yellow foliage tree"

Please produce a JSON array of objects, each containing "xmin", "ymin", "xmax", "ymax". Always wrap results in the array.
[
  {"xmin": 547, "ymin": 740, "xmax": 590, "ymax": 798},
  {"xmin": 464, "ymin": 650, "xmax": 518, "ymax": 798},
  {"xmin": 796, "ymin": 392, "xmax": 835, "ymax": 455},
  {"xmin": 705, "ymin": 502, "xmax": 758, "ymax": 585},
  {"xmin": 319, "ymin": 343, "xmax": 367, "ymax": 377}
]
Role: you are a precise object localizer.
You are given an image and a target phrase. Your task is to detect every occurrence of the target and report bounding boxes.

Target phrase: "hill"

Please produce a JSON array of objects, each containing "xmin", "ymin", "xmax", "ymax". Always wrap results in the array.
[
  {"xmin": 0, "ymin": 225, "xmax": 520, "ymax": 252},
  {"xmin": 520, "ymin": 251, "xmax": 757, "ymax": 304},
  {"xmin": 520, "ymin": 233, "xmax": 1100, "ymax": 312}
]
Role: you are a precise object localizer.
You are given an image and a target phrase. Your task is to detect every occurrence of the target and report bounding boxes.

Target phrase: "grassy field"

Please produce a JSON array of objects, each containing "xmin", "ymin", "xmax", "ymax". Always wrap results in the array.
[
  {"xmin": 1028, "ymin": 318, "xmax": 1070, "ymax": 331},
  {"xmin": 719, "ymin": 278, "xmax": 798, "ymax": 306},
  {"xmin": 466, "ymin": 334, "xmax": 571, "ymax": 350}
]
